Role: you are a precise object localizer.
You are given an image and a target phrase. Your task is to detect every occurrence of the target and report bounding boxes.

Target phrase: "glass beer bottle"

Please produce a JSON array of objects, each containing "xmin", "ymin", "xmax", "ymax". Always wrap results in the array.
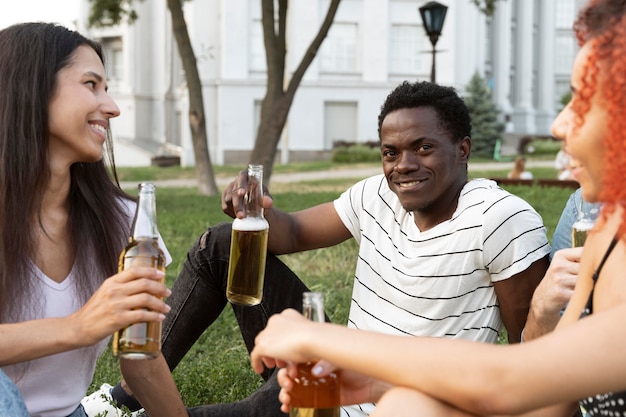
[
  {"xmin": 112, "ymin": 182, "xmax": 166, "ymax": 360},
  {"xmin": 290, "ymin": 292, "xmax": 341, "ymax": 417},
  {"xmin": 226, "ymin": 164, "xmax": 269, "ymax": 306},
  {"xmin": 571, "ymin": 199, "xmax": 600, "ymax": 247}
]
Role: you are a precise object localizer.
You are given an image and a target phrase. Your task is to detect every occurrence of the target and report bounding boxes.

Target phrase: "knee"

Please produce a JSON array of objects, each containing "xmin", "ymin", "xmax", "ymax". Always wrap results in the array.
[{"xmin": 197, "ymin": 222, "xmax": 232, "ymax": 251}]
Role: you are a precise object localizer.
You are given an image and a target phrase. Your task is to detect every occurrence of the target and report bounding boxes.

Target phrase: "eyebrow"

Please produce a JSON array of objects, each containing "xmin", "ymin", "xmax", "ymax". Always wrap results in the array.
[{"xmin": 85, "ymin": 71, "xmax": 109, "ymax": 92}]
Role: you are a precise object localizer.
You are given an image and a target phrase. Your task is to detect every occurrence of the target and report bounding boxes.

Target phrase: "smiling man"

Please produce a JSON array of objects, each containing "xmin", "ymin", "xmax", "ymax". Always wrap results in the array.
[{"xmin": 85, "ymin": 81, "xmax": 551, "ymax": 417}]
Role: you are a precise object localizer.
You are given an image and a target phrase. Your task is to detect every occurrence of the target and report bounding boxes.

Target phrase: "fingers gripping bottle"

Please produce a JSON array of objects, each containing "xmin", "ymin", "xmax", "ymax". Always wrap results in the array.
[
  {"xmin": 113, "ymin": 182, "xmax": 166, "ymax": 360},
  {"xmin": 226, "ymin": 164, "xmax": 269, "ymax": 306},
  {"xmin": 290, "ymin": 292, "xmax": 341, "ymax": 417}
]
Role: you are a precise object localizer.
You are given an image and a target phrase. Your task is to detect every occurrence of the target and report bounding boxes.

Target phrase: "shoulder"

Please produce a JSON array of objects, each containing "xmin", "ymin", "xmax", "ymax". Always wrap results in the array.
[
  {"xmin": 460, "ymin": 179, "xmax": 542, "ymax": 221},
  {"xmin": 337, "ymin": 175, "xmax": 388, "ymax": 204}
]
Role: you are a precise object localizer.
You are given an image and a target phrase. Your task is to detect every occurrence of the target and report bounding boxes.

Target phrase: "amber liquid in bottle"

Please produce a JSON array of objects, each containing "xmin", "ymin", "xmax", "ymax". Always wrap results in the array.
[
  {"xmin": 112, "ymin": 237, "xmax": 166, "ymax": 359},
  {"xmin": 290, "ymin": 292, "xmax": 341, "ymax": 417},
  {"xmin": 226, "ymin": 164, "xmax": 269, "ymax": 306}
]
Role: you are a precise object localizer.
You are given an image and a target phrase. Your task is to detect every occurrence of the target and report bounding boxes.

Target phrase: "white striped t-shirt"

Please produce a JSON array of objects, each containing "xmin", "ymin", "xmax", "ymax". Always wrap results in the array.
[{"xmin": 333, "ymin": 176, "xmax": 550, "ymax": 416}]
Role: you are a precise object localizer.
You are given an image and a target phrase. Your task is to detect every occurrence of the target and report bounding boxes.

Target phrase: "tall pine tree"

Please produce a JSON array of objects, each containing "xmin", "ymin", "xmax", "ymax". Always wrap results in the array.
[{"xmin": 464, "ymin": 71, "xmax": 504, "ymax": 158}]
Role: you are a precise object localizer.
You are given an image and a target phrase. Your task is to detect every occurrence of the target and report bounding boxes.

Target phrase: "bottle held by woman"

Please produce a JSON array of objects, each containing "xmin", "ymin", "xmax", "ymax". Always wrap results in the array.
[
  {"xmin": 113, "ymin": 182, "xmax": 166, "ymax": 359},
  {"xmin": 290, "ymin": 292, "xmax": 341, "ymax": 417}
]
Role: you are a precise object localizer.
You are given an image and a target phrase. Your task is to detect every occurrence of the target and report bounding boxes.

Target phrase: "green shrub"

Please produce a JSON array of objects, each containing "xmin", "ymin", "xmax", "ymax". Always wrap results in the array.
[
  {"xmin": 332, "ymin": 144, "xmax": 381, "ymax": 163},
  {"xmin": 527, "ymin": 138, "xmax": 561, "ymax": 156}
]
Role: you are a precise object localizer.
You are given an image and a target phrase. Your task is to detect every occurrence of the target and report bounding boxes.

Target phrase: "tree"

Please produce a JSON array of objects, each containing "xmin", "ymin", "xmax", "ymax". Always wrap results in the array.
[
  {"xmin": 470, "ymin": 0, "xmax": 499, "ymax": 17},
  {"xmin": 464, "ymin": 71, "xmax": 504, "ymax": 158},
  {"xmin": 87, "ymin": 0, "xmax": 218, "ymax": 196},
  {"xmin": 251, "ymin": 0, "xmax": 341, "ymax": 183}
]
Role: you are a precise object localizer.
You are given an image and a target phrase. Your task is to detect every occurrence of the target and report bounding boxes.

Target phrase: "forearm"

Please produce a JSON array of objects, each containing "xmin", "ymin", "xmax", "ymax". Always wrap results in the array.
[
  {"xmin": 264, "ymin": 203, "xmax": 349, "ymax": 254},
  {"xmin": 120, "ymin": 354, "xmax": 188, "ymax": 417},
  {"xmin": 296, "ymin": 315, "xmax": 625, "ymax": 416},
  {"xmin": 0, "ymin": 318, "xmax": 83, "ymax": 365},
  {"xmin": 264, "ymin": 207, "xmax": 299, "ymax": 254},
  {"xmin": 522, "ymin": 301, "xmax": 561, "ymax": 342}
]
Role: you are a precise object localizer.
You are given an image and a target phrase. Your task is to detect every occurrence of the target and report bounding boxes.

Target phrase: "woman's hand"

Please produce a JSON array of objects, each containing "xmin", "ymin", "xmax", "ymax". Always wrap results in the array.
[
  {"xmin": 251, "ymin": 309, "xmax": 317, "ymax": 371},
  {"xmin": 276, "ymin": 364, "xmax": 384, "ymax": 413},
  {"xmin": 251, "ymin": 310, "xmax": 386, "ymax": 411},
  {"xmin": 67, "ymin": 266, "xmax": 171, "ymax": 346}
]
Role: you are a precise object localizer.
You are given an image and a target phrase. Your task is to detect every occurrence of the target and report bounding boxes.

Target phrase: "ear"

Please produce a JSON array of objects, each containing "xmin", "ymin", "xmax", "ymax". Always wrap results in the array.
[{"xmin": 458, "ymin": 136, "xmax": 471, "ymax": 161}]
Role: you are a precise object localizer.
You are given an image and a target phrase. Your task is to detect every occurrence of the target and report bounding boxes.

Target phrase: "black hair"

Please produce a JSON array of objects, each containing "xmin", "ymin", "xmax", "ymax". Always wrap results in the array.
[{"xmin": 377, "ymin": 81, "xmax": 472, "ymax": 142}]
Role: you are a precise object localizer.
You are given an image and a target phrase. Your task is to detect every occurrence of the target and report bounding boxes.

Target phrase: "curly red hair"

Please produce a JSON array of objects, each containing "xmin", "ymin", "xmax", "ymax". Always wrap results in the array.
[{"xmin": 573, "ymin": 0, "xmax": 626, "ymax": 238}]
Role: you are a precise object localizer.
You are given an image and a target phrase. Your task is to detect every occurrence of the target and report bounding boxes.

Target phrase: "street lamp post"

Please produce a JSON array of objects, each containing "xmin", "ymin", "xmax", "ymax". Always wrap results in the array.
[{"xmin": 418, "ymin": 1, "xmax": 448, "ymax": 83}]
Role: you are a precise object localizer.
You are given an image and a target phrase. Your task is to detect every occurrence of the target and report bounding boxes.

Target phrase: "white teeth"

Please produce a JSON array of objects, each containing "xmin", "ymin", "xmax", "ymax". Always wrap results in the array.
[
  {"xmin": 398, "ymin": 180, "xmax": 421, "ymax": 188},
  {"xmin": 89, "ymin": 123, "xmax": 107, "ymax": 135}
]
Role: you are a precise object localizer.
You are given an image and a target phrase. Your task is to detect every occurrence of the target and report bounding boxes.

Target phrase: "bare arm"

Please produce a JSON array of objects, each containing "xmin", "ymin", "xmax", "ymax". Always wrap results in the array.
[
  {"xmin": 251, "ymin": 304, "xmax": 626, "ymax": 416},
  {"xmin": 121, "ymin": 354, "xmax": 188, "ymax": 417},
  {"xmin": 0, "ymin": 267, "xmax": 169, "ymax": 365},
  {"xmin": 495, "ymin": 255, "xmax": 549, "ymax": 343},
  {"xmin": 221, "ymin": 171, "xmax": 352, "ymax": 254},
  {"xmin": 264, "ymin": 203, "xmax": 352, "ymax": 254}
]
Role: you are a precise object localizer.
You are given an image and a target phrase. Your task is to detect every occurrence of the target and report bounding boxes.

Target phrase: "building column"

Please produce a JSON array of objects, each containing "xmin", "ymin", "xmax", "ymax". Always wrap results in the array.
[
  {"xmin": 535, "ymin": 1, "xmax": 556, "ymax": 135},
  {"xmin": 491, "ymin": 0, "xmax": 513, "ymax": 125},
  {"xmin": 512, "ymin": 0, "xmax": 536, "ymax": 133}
]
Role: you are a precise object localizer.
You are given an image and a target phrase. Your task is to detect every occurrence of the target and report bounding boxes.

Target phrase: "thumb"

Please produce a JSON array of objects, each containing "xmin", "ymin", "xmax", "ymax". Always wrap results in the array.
[{"xmin": 312, "ymin": 360, "xmax": 337, "ymax": 377}]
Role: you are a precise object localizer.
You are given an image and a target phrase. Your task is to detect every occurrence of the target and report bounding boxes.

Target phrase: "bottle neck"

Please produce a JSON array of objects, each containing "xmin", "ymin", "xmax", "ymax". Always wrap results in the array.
[
  {"xmin": 132, "ymin": 183, "xmax": 159, "ymax": 239},
  {"xmin": 302, "ymin": 292, "xmax": 325, "ymax": 323},
  {"xmin": 246, "ymin": 164, "xmax": 264, "ymax": 219}
]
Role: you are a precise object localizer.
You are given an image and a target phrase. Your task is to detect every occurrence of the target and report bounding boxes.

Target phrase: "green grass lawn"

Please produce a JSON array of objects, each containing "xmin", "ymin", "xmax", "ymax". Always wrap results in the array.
[{"xmin": 90, "ymin": 161, "xmax": 574, "ymax": 407}]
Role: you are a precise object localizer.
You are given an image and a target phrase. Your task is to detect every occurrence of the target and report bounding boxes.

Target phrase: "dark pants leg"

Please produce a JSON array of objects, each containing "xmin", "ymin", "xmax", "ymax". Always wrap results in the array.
[{"xmin": 135, "ymin": 222, "xmax": 311, "ymax": 416}]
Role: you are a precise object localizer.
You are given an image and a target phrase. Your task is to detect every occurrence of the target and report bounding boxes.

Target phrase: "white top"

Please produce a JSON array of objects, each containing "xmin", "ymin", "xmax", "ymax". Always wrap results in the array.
[
  {"xmin": 2, "ymin": 199, "xmax": 171, "ymax": 417},
  {"xmin": 333, "ymin": 176, "xmax": 550, "ymax": 416}
]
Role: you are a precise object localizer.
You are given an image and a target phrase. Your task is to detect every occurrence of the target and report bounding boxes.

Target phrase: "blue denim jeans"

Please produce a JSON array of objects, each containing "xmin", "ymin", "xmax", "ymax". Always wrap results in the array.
[
  {"xmin": 0, "ymin": 368, "xmax": 29, "ymax": 417},
  {"xmin": 160, "ymin": 222, "xmax": 314, "ymax": 417},
  {"xmin": 67, "ymin": 404, "xmax": 88, "ymax": 417}
]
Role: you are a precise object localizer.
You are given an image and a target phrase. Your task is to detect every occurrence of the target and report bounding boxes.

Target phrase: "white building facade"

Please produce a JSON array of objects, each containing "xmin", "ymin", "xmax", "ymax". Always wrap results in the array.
[{"xmin": 77, "ymin": 0, "xmax": 585, "ymax": 167}]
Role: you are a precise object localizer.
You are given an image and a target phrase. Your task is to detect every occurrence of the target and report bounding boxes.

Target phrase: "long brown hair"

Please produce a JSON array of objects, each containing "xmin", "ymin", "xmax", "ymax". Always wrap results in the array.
[
  {"xmin": 572, "ymin": 0, "xmax": 626, "ymax": 239},
  {"xmin": 0, "ymin": 23, "xmax": 131, "ymax": 322}
]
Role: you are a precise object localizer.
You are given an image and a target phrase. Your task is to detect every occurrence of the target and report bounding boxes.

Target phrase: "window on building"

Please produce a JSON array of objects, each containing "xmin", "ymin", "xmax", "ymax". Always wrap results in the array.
[
  {"xmin": 324, "ymin": 101, "xmax": 357, "ymax": 149},
  {"xmin": 320, "ymin": 22, "xmax": 358, "ymax": 73},
  {"xmin": 389, "ymin": 24, "xmax": 421, "ymax": 75},
  {"xmin": 555, "ymin": 34, "xmax": 576, "ymax": 74},
  {"xmin": 101, "ymin": 37, "xmax": 123, "ymax": 82},
  {"xmin": 555, "ymin": 0, "xmax": 576, "ymax": 28}
]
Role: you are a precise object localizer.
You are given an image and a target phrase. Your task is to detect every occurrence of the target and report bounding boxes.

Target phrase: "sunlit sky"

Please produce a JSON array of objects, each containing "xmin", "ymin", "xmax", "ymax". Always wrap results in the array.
[{"xmin": 0, "ymin": 0, "xmax": 81, "ymax": 30}]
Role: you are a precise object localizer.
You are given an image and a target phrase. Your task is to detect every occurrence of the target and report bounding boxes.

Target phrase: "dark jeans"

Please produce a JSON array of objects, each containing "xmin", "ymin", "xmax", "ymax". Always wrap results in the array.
[{"xmin": 156, "ymin": 223, "xmax": 312, "ymax": 416}]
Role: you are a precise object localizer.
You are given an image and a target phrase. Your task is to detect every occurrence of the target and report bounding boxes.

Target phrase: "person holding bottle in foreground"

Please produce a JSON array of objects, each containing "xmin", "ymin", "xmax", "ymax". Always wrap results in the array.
[
  {"xmin": 249, "ymin": 1, "xmax": 626, "ymax": 415},
  {"xmin": 0, "ymin": 22, "xmax": 186, "ymax": 417}
]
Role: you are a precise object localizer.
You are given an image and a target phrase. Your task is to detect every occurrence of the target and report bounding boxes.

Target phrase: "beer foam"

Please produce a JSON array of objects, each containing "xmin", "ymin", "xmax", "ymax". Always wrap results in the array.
[{"xmin": 232, "ymin": 217, "xmax": 269, "ymax": 231}]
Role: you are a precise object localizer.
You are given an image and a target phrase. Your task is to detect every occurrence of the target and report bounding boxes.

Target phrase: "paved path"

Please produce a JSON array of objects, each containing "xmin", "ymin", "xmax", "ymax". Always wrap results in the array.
[{"xmin": 120, "ymin": 160, "xmax": 555, "ymax": 189}]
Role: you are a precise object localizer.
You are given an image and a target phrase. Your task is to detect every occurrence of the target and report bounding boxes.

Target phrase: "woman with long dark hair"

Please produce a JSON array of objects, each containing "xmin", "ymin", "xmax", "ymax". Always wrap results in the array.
[{"xmin": 0, "ymin": 22, "xmax": 185, "ymax": 417}]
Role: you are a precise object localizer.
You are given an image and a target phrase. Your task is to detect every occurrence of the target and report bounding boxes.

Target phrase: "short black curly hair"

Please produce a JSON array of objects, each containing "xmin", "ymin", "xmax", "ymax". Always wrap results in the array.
[{"xmin": 377, "ymin": 81, "xmax": 472, "ymax": 142}]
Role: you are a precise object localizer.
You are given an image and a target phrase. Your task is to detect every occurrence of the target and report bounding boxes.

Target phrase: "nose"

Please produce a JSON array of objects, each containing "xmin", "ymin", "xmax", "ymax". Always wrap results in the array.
[
  {"xmin": 102, "ymin": 92, "xmax": 121, "ymax": 119},
  {"xmin": 394, "ymin": 150, "xmax": 419, "ymax": 173},
  {"xmin": 550, "ymin": 105, "xmax": 569, "ymax": 142}
]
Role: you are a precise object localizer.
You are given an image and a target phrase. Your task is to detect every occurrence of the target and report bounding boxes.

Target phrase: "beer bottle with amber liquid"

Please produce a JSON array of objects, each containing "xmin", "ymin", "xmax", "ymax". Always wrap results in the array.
[
  {"xmin": 112, "ymin": 182, "xmax": 166, "ymax": 360},
  {"xmin": 226, "ymin": 164, "xmax": 269, "ymax": 306},
  {"xmin": 290, "ymin": 292, "xmax": 341, "ymax": 417}
]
